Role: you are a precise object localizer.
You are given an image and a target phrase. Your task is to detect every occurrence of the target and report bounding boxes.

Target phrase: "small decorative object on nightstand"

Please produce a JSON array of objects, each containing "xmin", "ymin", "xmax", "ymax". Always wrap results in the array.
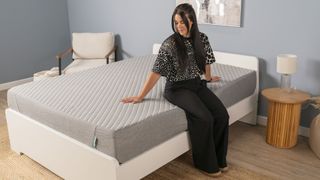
[
  {"xmin": 262, "ymin": 88, "xmax": 310, "ymax": 148},
  {"xmin": 276, "ymin": 54, "xmax": 297, "ymax": 92}
]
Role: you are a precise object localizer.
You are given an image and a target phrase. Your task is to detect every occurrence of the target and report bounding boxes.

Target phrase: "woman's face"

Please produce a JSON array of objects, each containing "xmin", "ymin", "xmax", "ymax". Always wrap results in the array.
[{"xmin": 174, "ymin": 14, "xmax": 193, "ymax": 37}]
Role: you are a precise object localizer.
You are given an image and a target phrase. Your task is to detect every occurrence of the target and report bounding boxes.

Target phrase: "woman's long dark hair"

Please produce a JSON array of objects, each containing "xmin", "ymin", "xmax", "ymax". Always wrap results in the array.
[{"xmin": 171, "ymin": 3, "xmax": 206, "ymax": 73}]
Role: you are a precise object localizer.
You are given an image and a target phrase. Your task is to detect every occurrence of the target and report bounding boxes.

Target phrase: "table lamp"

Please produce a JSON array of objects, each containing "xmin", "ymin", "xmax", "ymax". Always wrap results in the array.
[{"xmin": 277, "ymin": 54, "xmax": 297, "ymax": 91}]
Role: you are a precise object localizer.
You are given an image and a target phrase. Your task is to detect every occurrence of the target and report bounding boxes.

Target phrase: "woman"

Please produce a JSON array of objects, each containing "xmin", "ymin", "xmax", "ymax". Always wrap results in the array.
[{"xmin": 122, "ymin": 3, "xmax": 229, "ymax": 177}]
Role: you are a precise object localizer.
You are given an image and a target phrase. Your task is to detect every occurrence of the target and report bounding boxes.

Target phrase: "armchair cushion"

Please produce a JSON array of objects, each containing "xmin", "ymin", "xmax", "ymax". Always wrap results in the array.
[
  {"xmin": 64, "ymin": 59, "xmax": 107, "ymax": 74},
  {"xmin": 72, "ymin": 32, "xmax": 115, "ymax": 60}
]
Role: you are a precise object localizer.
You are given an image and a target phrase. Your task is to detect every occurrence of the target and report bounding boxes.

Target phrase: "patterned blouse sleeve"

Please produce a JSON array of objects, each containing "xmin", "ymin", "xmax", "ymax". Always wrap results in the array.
[
  {"xmin": 152, "ymin": 43, "xmax": 171, "ymax": 77},
  {"xmin": 201, "ymin": 33, "xmax": 216, "ymax": 64}
]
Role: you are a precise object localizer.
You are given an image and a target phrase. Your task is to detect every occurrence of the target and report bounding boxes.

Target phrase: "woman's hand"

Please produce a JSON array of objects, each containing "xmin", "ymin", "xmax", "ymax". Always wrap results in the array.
[
  {"xmin": 206, "ymin": 76, "xmax": 221, "ymax": 82},
  {"xmin": 121, "ymin": 72, "xmax": 160, "ymax": 104},
  {"xmin": 121, "ymin": 96, "xmax": 143, "ymax": 104}
]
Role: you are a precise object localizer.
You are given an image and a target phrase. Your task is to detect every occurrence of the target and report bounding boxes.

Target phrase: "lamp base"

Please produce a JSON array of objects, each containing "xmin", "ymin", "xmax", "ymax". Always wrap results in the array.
[{"xmin": 280, "ymin": 74, "xmax": 292, "ymax": 92}]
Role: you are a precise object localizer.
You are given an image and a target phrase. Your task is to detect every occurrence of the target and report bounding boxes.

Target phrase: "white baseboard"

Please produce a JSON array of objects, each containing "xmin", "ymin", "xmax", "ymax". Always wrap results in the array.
[
  {"xmin": 0, "ymin": 77, "xmax": 33, "ymax": 91},
  {"xmin": 257, "ymin": 116, "xmax": 309, "ymax": 137}
]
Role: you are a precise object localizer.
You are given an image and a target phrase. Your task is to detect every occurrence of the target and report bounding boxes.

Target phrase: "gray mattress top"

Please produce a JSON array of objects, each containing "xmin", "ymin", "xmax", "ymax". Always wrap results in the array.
[{"xmin": 7, "ymin": 55, "xmax": 256, "ymax": 162}]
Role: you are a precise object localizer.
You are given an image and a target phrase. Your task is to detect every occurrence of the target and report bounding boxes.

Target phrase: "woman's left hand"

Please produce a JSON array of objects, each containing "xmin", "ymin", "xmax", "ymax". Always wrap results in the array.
[{"xmin": 207, "ymin": 76, "xmax": 221, "ymax": 82}]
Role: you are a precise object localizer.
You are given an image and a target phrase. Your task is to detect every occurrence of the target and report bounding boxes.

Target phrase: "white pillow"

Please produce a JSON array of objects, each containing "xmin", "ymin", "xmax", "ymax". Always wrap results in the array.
[{"xmin": 152, "ymin": 43, "xmax": 161, "ymax": 55}]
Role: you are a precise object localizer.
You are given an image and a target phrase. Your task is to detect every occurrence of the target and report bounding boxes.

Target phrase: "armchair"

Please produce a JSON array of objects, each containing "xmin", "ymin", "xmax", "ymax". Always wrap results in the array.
[{"xmin": 56, "ymin": 32, "xmax": 117, "ymax": 75}]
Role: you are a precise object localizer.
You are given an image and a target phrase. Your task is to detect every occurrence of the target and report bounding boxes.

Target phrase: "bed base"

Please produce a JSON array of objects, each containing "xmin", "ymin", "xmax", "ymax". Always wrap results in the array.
[
  {"xmin": 6, "ymin": 51, "xmax": 259, "ymax": 179},
  {"xmin": 6, "ymin": 94, "xmax": 257, "ymax": 180}
]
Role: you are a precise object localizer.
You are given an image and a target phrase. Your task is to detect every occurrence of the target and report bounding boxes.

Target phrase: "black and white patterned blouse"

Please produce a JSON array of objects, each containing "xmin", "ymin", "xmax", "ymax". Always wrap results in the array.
[{"xmin": 152, "ymin": 32, "xmax": 215, "ymax": 82}]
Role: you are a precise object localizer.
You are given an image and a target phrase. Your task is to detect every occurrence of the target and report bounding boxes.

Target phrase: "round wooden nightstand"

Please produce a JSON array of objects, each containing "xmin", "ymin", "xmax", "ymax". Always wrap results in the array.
[{"xmin": 262, "ymin": 88, "xmax": 310, "ymax": 148}]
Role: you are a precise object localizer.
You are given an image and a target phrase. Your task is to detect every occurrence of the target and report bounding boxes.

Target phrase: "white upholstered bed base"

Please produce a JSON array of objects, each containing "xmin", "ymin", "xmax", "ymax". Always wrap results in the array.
[{"xmin": 6, "ymin": 50, "xmax": 259, "ymax": 180}]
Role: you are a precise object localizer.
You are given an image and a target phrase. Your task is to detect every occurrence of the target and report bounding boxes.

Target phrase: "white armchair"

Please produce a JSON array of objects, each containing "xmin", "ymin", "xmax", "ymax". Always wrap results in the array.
[{"xmin": 56, "ymin": 32, "xmax": 117, "ymax": 75}]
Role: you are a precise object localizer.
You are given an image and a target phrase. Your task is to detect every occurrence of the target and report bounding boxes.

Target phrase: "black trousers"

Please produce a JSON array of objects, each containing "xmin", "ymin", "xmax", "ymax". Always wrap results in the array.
[{"xmin": 164, "ymin": 77, "xmax": 229, "ymax": 173}]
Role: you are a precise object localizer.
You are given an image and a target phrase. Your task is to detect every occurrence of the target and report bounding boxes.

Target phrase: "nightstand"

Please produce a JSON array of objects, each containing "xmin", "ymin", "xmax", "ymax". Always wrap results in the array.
[{"xmin": 262, "ymin": 88, "xmax": 310, "ymax": 148}]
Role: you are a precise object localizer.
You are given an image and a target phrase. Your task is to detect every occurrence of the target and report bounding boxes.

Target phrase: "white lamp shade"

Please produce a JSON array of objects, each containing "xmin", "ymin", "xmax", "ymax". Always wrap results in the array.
[{"xmin": 277, "ymin": 54, "xmax": 297, "ymax": 74}]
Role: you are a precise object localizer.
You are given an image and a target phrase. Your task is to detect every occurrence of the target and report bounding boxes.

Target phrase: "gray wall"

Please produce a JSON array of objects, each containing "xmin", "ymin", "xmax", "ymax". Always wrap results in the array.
[
  {"xmin": 67, "ymin": 0, "xmax": 172, "ymax": 59},
  {"xmin": 0, "ymin": 0, "xmax": 71, "ymax": 83}
]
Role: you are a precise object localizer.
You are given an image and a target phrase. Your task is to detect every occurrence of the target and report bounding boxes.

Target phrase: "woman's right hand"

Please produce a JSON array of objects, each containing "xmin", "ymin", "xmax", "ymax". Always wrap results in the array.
[
  {"xmin": 121, "ymin": 72, "xmax": 160, "ymax": 104},
  {"xmin": 121, "ymin": 96, "xmax": 143, "ymax": 104}
]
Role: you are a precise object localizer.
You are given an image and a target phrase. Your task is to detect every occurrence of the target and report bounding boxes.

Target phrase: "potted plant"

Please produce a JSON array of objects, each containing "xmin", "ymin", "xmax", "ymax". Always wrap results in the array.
[{"xmin": 309, "ymin": 96, "xmax": 320, "ymax": 159}]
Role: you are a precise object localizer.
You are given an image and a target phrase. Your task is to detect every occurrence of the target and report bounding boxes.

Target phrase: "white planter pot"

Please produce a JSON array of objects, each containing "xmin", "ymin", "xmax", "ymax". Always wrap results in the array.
[{"xmin": 309, "ymin": 114, "xmax": 320, "ymax": 159}]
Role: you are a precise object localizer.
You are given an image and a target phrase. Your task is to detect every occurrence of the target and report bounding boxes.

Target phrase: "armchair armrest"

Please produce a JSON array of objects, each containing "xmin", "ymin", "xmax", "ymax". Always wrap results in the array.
[
  {"xmin": 56, "ymin": 48, "xmax": 73, "ymax": 75},
  {"xmin": 105, "ymin": 45, "xmax": 117, "ymax": 64}
]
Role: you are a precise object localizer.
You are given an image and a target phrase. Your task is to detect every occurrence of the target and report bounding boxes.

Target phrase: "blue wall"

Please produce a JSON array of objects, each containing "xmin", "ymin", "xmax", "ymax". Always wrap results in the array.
[
  {"xmin": 67, "ymin": 0, "xmax": 320, "ymax": 127},
  {"xmin": 67, "ymin": 0, "xmax": 172, "ymax": 59},
  {"xmin": 0, "ymin": 0, "xmax": 71, "ymax": 83}
]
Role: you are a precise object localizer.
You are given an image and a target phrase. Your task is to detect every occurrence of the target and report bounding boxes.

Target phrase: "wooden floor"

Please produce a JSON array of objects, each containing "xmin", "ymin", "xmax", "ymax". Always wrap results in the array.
[{"xmin": 1, "ymin": 90, "xmax": 320, "ymax": 179}]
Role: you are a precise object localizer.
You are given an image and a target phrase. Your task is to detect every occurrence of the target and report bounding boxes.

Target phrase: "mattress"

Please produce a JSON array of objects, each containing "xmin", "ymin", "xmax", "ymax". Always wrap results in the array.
[{"xmin": 7, "ymin": 55, "xmax": 256, "ymax": 163}]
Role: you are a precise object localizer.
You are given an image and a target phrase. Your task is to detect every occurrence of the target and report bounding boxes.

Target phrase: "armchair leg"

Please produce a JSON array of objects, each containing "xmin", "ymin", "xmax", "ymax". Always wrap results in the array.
[{"xmin": 58, "ymin": 58, "xmax": 62, "ymax": 75}]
